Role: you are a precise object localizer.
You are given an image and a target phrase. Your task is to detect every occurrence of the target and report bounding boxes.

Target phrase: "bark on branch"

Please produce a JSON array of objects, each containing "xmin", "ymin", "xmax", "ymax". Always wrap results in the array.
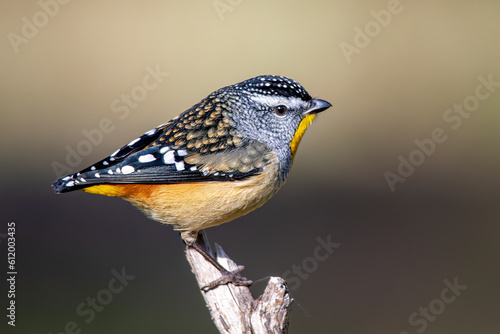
[{"xmin": 185, "ymin": 232, "xmax": 292, "ymax": 334}]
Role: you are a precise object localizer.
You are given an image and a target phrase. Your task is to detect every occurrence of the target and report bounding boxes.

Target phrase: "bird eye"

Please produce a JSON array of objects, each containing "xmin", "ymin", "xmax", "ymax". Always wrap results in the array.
[{"xmin": 274, "ymin": 105, "xmax": 288, "ymax": 116}]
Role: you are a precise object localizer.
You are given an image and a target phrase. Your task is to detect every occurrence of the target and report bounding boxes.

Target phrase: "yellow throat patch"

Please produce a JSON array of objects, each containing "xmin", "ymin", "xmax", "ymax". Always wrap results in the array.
[{"xmin": 290, "ymin": 113, "xmax": 316, "ymax": 160}]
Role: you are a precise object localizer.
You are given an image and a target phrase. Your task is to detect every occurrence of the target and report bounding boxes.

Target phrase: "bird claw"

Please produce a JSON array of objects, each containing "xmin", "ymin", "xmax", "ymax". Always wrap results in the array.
[{"xmin": 201, "ymin": 266, "xmax": 253, "ymax": 291}]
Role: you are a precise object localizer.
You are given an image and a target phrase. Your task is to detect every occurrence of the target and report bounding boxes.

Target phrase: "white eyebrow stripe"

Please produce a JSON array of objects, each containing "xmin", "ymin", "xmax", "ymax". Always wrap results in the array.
[{"xmin": 250, "ymin": 95, "xmax": 306, "ymax": 109}]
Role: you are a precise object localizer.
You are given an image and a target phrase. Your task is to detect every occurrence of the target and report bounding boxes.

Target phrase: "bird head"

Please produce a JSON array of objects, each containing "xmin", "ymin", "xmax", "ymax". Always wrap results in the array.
[{"xmin": 218, "ymin": 75, "xmax": 332, "ymax": 164}]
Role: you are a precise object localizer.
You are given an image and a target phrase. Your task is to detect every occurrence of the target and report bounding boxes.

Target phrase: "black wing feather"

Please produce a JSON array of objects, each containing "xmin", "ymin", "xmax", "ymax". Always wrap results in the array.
[{"xmin": 53, "ymin": 94, "xmax": 272, "ymax": 193}]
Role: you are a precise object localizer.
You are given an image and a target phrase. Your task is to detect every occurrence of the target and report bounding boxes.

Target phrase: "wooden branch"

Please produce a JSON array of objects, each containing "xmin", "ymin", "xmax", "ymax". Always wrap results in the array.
[{"xmin": 185, "ymin": 231, "xmax": 292, "ymax": 334}]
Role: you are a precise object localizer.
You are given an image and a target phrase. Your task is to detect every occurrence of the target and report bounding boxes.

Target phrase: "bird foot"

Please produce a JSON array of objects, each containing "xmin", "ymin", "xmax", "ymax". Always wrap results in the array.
[{"xmin": 201, "ymin": 265, "xmax": 253, "ymax": 291}]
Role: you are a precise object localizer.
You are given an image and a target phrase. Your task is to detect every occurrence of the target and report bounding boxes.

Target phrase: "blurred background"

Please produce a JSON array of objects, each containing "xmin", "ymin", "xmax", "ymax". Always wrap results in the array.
[{"xmin": 1, "ymin": 1, "xmax": 499, "ymax": 333}]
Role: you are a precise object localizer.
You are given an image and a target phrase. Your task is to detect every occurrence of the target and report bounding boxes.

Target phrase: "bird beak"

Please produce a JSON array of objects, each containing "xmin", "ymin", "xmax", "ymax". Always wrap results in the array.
[{"xmin": 304, "ymin": 99, "xmax": 332, "ymax": 115}]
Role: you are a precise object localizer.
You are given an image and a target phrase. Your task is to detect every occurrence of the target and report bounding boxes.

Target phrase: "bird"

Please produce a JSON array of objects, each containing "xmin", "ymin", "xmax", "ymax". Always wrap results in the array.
[{"xmin": 53, "ymin": 74, "xmax": 332, "ymax": 290}]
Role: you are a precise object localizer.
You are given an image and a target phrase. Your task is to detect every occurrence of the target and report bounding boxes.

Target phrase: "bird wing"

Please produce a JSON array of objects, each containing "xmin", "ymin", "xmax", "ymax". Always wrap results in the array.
[{"xmin": 53, "ymin": 96, "xmax": 273, "ymax": 193}]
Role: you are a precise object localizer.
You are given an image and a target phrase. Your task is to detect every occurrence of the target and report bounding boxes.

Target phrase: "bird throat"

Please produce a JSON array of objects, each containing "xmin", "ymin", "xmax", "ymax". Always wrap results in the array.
[{"xmin": 290, "ymin": 113, "xmax": 316, "ymax": 161}]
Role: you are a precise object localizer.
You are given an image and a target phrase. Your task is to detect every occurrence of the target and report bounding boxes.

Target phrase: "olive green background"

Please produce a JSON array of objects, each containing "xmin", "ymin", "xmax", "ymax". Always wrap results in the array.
[{"xmin": 1, "ymin": 1, "xmax": 499, "ymax": 333}]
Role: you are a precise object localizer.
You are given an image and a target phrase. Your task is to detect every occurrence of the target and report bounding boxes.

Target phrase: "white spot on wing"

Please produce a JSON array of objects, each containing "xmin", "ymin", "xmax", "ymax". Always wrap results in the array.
[
  {"xmin": 177, "ymin": 149, "xmax": 187, "ymax": 156},
  {"xmin": 127, "ymin": 137, "xmax": 141, "ymax": 146},
  {"xmin": 95, "ymin": 173, "xmax": 100, "ymax": 178},
  {"xmin": 159, "ymin": 146, "xmax": 170, "ymax": 154},
  {"xmin": 108, "ymin": 170, "xmax": 113, "ymax": 175},
  {"xmin": 138, "ymin": 154, "xmax": 156, "ymax": 163},
  {"xmin": 175, "ymin": 161, "xmax": 185, "ymax": 171},
  {"xmin": 190, "ymin": 166, "xmax": 197, "ymax": 171},
  {"xmin": 110, "ymin": 149, "xmax": 120, "ymax": 157},
  {"xmin": 103, "ymin": 161, "xmax": 109, "ymax": 165},
  {"xmin": 122, "ymin": 165, "xmax": 135, "ymax": 174},
  {"xmin": 66, "ymin": 181, "xmax": 75, "ymax": 187},
  {"xmin": 145, "ymin": 129, "xmax": 157, "ymax": 136},
  {"xmin": 163, "ymin": 151, "xmax": 175, "ymax": 164},
  {"xmin": 90, "ymin": 166, "xmax": 96, "ymax": 171},
  {"xmin": 62, "ymin": 176, "xmax": 71, "ymax": 181}
]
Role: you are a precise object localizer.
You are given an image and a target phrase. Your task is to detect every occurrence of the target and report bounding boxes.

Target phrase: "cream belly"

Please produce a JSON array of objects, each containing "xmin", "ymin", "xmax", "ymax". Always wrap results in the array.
[{"xmin": 124, "ymin": 162, "xmax": 282, "ymax": 233}]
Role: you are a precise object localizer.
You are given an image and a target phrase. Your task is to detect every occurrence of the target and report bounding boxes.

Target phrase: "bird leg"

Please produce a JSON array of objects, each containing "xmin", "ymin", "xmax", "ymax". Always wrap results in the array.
[{"xmin": 183, "ymin": 230, "xmax": 253, "ymax": 291}]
